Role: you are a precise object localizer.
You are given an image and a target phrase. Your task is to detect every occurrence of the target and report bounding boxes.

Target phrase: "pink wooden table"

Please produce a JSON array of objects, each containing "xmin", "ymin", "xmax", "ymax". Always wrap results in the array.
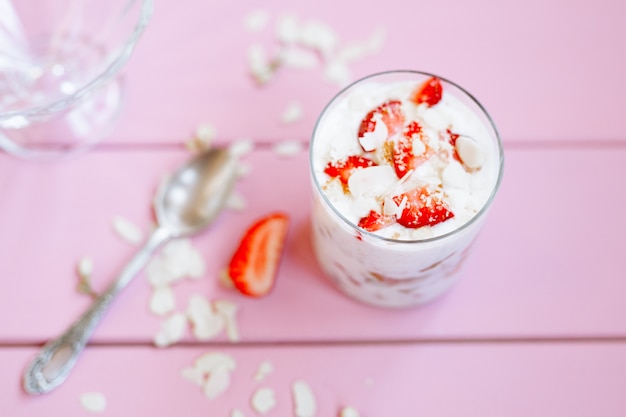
[{"xmin": 2, "ymin": 0, "xmax": 626, "ymax": 415}]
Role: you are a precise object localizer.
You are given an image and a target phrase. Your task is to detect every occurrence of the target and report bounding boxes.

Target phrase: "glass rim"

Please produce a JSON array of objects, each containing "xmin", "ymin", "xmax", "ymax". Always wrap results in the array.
[
  {"xmin": 0, "ymin": 0, "xmax": 154, "ymax": 122},
  {"xmin": 309, "ymin": 69, "xmax": 505, "ymax": 245}
]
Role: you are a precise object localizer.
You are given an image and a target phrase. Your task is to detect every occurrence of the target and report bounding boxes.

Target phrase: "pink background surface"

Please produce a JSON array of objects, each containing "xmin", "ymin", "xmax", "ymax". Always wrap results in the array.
[
  {"xmin": 4, "ymin": 343, "xmax": 626, "ymax": 416},
  {"xmin": 109, "ymin": 0, "xmax": 626, "ymax": 144},
  {"xmin": 1, "ymin": 148, "xmax": 625, "ymax": 344},
  {"xmin": 2, "ymin": 0, "xmax": 626, "ymax": 415}
]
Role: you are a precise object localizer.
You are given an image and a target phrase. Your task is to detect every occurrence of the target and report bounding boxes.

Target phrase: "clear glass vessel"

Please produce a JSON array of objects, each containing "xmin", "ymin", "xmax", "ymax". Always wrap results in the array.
[
  {"xmin": 0, "ymin": 0, "xmax": 154, "ymax": 159},
  {"xmin": 309, "ymin": 70, "xmax": 504, "ymax": 308}
]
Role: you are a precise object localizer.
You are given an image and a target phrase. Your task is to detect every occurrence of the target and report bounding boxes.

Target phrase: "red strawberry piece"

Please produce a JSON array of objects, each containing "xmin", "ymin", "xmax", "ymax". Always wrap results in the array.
[
  {"xmin": 443, "ymin": 128, "xmax": 462, "ymax": 162},
  {"xmin": 358, "ymin": 210, "xmax": 395, "ymax": 232},
  {"xmin": 228, "ymin": 213, "xmax": 290, "ymax": 297},
  {"xmin": 410, "ymin": 77, "xmax": 443, "ymax": 106},
  {"xmin": 392, "ymin": 187, "xmax": 454, "ymax": 228},
  {"xmin": 324, "ymin": 155, "xmax": 376, "ymax": 186},
  {"xmin": 445, "ymin": 129, "xmax": 460, "ymax": 146},
  {"xmin": 358, "ymin": 100, "xmax": 405, "ymax": 151},
  {"xmin": 391, "ymin": 121, "xmax": 433, "ymax": 179}
]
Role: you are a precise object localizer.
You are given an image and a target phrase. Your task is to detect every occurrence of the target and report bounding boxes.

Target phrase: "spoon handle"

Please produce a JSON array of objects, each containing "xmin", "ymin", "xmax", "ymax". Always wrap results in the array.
[{"xmin": 22, "ymin": 227, "xmax": 171, "ymax": 395}]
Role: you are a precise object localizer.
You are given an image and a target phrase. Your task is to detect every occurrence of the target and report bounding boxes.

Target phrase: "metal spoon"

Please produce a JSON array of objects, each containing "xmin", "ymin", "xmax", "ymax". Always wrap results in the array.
[{"xmin": 22, "ymin": 147, "xmax": 237, "ymax": 395}]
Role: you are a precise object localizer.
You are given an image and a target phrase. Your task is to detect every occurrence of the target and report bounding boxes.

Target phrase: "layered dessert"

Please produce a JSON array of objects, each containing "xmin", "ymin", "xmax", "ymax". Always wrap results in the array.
[{"xmin": 309, "ymin": 71, "xmax": 503, "ymax": 307}]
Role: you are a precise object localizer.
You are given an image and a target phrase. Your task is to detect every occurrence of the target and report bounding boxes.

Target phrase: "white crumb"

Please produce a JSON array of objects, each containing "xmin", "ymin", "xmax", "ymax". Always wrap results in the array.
[
  {"xmin": 77, "ymin": 256, "xmax": 93, "ymax": 279},
  {"xmin": 337, "ymin": 27, "xmax": 386, "ymax": 62},
  {"xmin": 219, "ymin": 268, "xmax": 235, "ymax": 289},
  {"xmin": 248, "ymin": 43, "xmax": 268, "ymax": 69},
  {"xmin": 80, "ymin": 392, "xmax": 107, "ymax": 413},
  {"xmin": 153, "ymin": 312, "xmax": 187, "ymax": 348},
  {"xmin": 195, "ymin": 123, "xmax": 217, "ymax": 142},
  {"xmin": 229, "ymin": 138, "xmax": 255, "ymax": 158},
  {"xmin": 339, "ymin": 405, "xmax": 360, "ymax": 417},
  {"xmin": 280, "ymin": 46, "xmax": 320, "ymax": 69},
  {"xmin": 244, "ymin": 9, "xmax": 270, "ymax": 32},
  {"xmin": 276, "ymin": 14, "xmax": 299, "ymax": 44},
  {"xmin": 186, "ymin": 123, "xmax": 217, "ymax": 152},
  {"xmin": 185, "ymin": 249, "xmax": 206, "ymax": 279},
  {"xmin": 225, "ymin": 192, "xmax": 247, "ymax": 211},
  {"xmin": 194, "ymin": 352, "xmax": 237, "ymax": 373},
  {"xmin": 181, "ymin": 366, "xmax": 205, "ymax": 387},
  {"xmin": 214, "ymin": 300, "xmax": 240, "ymax": 342},
  {"xmin": 149, "ymin": 286, "xmax": 176, "ymax": 316},
  {"xmin": 254, "ymin": 360, "xmax": 274, "ymax": 382},
  {"xmin": 251, "ymin": 387, "xmax": 277, "ymax": 414},
  {"xmin": 231, "ymin": 408, "xmax": 246, "ymax": 417},
  {"xmin": 186, "ymin": 294, "xmax": 225, "ymax": 340},
  {"xmin": 236, "ymin": 162, "xmax": 252, "ymax": 178},
  {"xmin": 181, "ymin": 352, "xmax": 237, "ymax": 401},
  {"xmin": 272, "ymin": 140, "xmax": 303, "ymax": 157},
  {"xmin": 324, "ymin": 59, "xmax": 352, "ymax": 87},
  {"xmin": 148, "ymin": 238, "xmax": 206, "ymax": 284},
  {"xmin": 281, "ymin": 102, "xmax": 304, "ymax": 124},
  {"xmin": 145, "ymin": 256, "xmax": 176, "ymax": 287},
  {"xmin": 292, "ymin": 380, "xmax": 317, "ymax": 417},
  {"xmin": 112, "ymin": 216, "xmax": 144, "ymax": 244},
  {"xmin": 299, "ymin": 20, "xmax": 338, "ymax": 59},
  {"xmin": 204, "ymin": 367, "xmax": 232, "ymax": 400},
  {"xmin": 247, "ymin": 44, "xmax": 281, "ymax": 85}
]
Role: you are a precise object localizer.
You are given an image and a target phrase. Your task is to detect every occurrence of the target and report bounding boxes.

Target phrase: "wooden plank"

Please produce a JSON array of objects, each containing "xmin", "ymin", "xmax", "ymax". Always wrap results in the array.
[
  {"xmin": 101, "ymin": 0, "xmax": 626, "ymax": 144},
  {"xmin": 0, "ymin": 146, "xmax": 625, "ymax": 343},
  {"xmin": 4, "ymin": 342, "xmax": 626, "ymax": 416}
]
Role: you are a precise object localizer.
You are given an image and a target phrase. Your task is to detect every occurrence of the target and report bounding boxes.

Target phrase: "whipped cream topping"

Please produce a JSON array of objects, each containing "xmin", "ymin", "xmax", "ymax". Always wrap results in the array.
[{"xmin": 312, "ymin": 79, "xmax": 499, "ymax": 240}]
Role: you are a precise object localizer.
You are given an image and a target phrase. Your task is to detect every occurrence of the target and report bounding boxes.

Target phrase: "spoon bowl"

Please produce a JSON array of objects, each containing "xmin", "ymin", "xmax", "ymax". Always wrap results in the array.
[
  {"xmin": 23, "ymin": 147, "xmax": 237, "ymax": 395},
  {"xmin": 156, "ymin": 148, "xmax": 236, "ymax": 236}
]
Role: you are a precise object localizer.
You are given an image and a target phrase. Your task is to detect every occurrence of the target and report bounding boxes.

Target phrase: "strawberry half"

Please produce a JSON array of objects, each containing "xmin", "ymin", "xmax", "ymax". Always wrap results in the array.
[
  {"xmin": 358, "ymin": 100, "xmax": 405, "ymax": 151},
  {"xmin": 392, "ymin": 187, "xmax": 454, "ymax": 228},
  {"xmin": 410, "ymin": 77, "xmax": 443, "ymax": 106},
  {"xmin": 358, "ymin": 210, "xmax": 395, "ymax": 232},
  {"xmin": 324, "ymin": 155, "xmax": 376, "ymax": 186},
  {"xmin": 228, "ymin": 213, "xmax": 290, "ymax": 297},
  {"xmin": 391, "ymin": 121, "xmax": 433, "ymax": 179}
]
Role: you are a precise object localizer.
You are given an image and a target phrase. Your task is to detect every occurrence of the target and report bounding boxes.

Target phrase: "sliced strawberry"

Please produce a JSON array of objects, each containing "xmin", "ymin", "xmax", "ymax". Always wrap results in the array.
[
  {"xmin": 324, "ymin": 155, "xmax": 376, "ymax": 186},
  {"xmin": 358, "ymin": 210, "xmax": 395, "ymax": 232},
  {"xmin": 228, "ymin": 213, "xmax": 290, "ymax": 297},
  {"xmin": 442, "ymin": 128, "xmax": 462, "ymax": 162},
  {"xmin": 410, "ymin": 77, "xmax": 443, "ymax": 106},
  {"xmin": 358, "ymin": 100, "xmax": 405, "ymax": 151},
  {"xmin": 392, "ymin": 187, "xmax": 454, "ymax": 228},
  {"xmin": 391, "ymin": 121, "xmax": 433, "ymax": 179}
]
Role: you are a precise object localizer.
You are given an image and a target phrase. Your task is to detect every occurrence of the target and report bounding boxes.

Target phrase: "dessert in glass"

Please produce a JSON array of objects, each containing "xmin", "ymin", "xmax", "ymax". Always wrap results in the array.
[{"xmin": 309, "ymin": 70, "xmax": 504, "ymax": 308}]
